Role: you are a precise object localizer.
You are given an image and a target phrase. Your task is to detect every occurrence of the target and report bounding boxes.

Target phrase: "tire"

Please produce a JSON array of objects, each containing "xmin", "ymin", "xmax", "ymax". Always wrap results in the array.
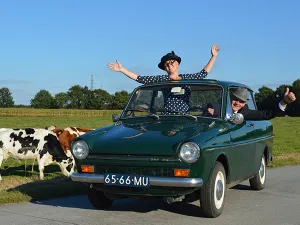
[
  {"xmin": 249, "ymin": 154, "xmax": 266, "ymax": 190},
  {"xmin": 200, "ymin": 161, "xmax": 226, "ymax": 218},
  {"xmin": 88, "ymin": 188, "xmax": 113, "ymax": 209}
]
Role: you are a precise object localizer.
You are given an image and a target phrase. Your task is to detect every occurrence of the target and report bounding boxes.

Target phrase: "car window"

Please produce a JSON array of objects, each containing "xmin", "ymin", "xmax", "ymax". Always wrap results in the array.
[
  {"xmin": 122, "ymin": 84, "xmax": 223, "ymax": 118},
  {"xmin": 246, "ymin": 90, "xmax": 256, "ymax": 110}
]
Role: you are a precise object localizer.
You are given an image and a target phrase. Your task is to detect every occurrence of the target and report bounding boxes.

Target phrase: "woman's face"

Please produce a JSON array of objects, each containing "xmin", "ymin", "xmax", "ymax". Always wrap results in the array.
[{"xmin": 164, "ymin": 60, "xmax": 179, "ymax": 74}]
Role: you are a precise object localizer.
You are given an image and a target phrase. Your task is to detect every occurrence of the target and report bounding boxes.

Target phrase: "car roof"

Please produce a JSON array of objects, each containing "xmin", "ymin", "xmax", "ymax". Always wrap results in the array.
[{"xmin": 136, "ymin": 79, "xmax": 253, "ymax": 92}]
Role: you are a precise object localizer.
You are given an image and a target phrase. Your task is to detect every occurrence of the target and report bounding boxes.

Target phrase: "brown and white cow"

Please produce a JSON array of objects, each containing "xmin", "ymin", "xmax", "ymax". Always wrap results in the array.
[
  {"xmin": 49, "ymin": 127, "xmax": 94, "ymax": 154},
  {"xmin": 0, "ymin": 128, "xmax": 75, "ymax": 181}
]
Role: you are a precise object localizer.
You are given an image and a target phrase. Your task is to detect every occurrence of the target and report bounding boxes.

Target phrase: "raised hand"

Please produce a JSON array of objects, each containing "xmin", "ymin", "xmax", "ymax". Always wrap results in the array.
[
  {"xmin": 107, "ymin": 60, "xmax": 124, "ymax": 72},
  {"xmin": 208, "ymin": 108, "xmax": 214, "ymax": 115},
  {"xmin": 211, "ymin": 44, "xmax": 220, "ymax": 57},
  {"xmin": 283, "ymin": 87, "xmax": 296, "ymax": 104}
]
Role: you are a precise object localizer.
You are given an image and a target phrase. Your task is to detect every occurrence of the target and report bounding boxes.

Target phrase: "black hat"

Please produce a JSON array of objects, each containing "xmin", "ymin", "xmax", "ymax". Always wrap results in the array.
[
  {"xmin": 231, "ymin": 87, "xmax": 248, "ymax": 102},
  {"xmin": 158, "ymin": 51, "xmax": 181, "ymax": 70}
]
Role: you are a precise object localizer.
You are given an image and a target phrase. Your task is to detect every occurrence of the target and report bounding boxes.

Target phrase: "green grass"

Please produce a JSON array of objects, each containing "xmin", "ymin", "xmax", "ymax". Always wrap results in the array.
[
  {"xmin": 0, "ymin": 115, "xmax": 114, "ymax": 205},
  {"xmin": 0, "ymin": 116, "xmax": 114, "ymax": 129},
  {"xmin": 0, "ymin": 115, "xmax": 299, "ymax": 205},
  {"xmin": 0, "ymin": 108, "xmax": 122, "ymax": 117},
  {"xmin": 0, "ymin": 161, "xmax": 88, "ymax": 205},
  {"xmin": 268, "ymin": 117, "xmax": 300, "ymax": 167}
]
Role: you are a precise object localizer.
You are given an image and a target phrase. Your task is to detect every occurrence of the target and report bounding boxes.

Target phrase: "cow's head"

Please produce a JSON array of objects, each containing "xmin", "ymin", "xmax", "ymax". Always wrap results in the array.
[
  {"xmin": 50, "ymin": 129, "xmax": 76, "ymax": 154},
  {"xmin": 59, "ymin": 153, "xmax": 75, "ymax": 177}
]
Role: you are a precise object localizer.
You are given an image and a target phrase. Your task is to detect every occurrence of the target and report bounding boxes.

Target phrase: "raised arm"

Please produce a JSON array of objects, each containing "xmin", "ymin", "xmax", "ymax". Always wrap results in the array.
[
  {"xmin": 203, "ymin": 44, "xmax": 220, "ymax": 73},
  {"xmin": 180, "ymin": 44, "xmax": 220, "ymax": 80},
  {"xmin": 107, "ymin": 60, "xmax": 139, "ymax": 80}
]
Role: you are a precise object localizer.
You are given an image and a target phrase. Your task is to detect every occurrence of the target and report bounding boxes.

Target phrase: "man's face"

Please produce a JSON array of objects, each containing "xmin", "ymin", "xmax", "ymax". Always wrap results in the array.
[
  {"xmin": 231, "ymin": 97, "xmax": 246, "ymax": 112},
  {"xmin": 164, "ymin": 60, "xmax": 179, "ymax": 74}
]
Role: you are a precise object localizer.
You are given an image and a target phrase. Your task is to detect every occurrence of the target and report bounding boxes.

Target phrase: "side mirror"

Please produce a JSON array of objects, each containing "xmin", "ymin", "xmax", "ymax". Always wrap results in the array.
[
  {"xmin": 112, "ymin": 114, "xmax": 119, "ymax": 122},
  {"xmin": 228, "ymin": 113, "xmax": 244, "ymax": 124}
]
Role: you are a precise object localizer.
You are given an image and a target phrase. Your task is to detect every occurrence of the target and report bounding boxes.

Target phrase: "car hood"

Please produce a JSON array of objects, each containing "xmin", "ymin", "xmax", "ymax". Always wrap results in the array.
[{"xmin": 81, "ymin": 118, "xmax": 219, "ymax": 156}]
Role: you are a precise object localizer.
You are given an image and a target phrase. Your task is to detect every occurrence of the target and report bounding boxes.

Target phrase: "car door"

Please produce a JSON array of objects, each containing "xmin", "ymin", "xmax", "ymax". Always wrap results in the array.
[
  {"xmin": 227, "ymin": 87, "xmax": 257, "ymax": 181},
  {"xmin": 244, "ymin": 90, "xmax": 270, "ymax": 175}
]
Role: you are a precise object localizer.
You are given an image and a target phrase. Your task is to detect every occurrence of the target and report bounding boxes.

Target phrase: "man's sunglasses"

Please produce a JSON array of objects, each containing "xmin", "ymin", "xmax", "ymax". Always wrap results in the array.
[{"xmin": 232, "ymin": 98, "xmax": 246, "ymax": 104}]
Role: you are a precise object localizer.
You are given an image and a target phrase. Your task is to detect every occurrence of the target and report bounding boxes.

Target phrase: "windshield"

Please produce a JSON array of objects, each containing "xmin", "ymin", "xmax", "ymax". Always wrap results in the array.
[{"xmin": 121, "ymin": 84, "xmax": 223, "ymax": 119}]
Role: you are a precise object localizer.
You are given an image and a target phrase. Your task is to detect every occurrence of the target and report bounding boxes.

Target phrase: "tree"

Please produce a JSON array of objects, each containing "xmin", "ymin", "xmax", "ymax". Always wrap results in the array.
[
  {"xmin": 0, "ymin": 87, "xmax": 14, "ymax": 107},
  {"xmin": 30, "ymin": 90, "xmax": 54, "ymax": 108},
  {"xmin": 274, "ymin": 84, "xmax": 293, "ymax": 101},
  {"xmin": 86, "ymin": 89, "xmax": 112, "ymax": 110},
  {"xmin": 292, "ymin": 79, "xmax": 300, "ymax": 105},
  {"xmin": 110, "ymin": 90, "xmax": 131, "ymax": 109},
  {"xmin": 54, "ymin": 92, "xmax": 69, "ymax": 109},
  {"xmin": 288, "ymin": 79, "xmax": 300, "ymax": 116},
  {"xmin": 67, "ymin": 85, "xmax": 86, "ymax": 109},
  {"xmin": 254, "ymin": 86, "xmax": 276, "ymax": 110}
]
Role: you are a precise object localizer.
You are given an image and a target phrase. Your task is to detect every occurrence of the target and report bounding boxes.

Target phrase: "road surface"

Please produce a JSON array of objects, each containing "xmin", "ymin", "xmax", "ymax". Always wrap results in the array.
[{"xmin": 0, "ymin": 165, "xmax": 299, "ymax": 225}]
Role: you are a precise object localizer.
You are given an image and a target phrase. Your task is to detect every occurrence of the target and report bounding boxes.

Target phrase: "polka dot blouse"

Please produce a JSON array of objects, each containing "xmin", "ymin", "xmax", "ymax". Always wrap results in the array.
[{"xmin": 135, "ymin": 69, "xmax": 208, "ymax": 114}]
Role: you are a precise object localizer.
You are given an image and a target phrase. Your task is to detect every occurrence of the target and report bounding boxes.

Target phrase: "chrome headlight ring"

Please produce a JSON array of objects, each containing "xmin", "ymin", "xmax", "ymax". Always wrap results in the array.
[
  {"xmin": 72, "ymin": 140, "xmax": 89, "ymax": 160},
  {"xmin": 179, "ymin": 141, "xmax": 200, "ymax": 163}
]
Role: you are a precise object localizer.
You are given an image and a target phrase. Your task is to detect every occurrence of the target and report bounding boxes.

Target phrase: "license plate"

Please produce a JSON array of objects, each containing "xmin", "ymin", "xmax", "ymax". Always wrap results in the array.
[{"xmin": 104, "ymin": 173, "xmax": 150, "ymax": 188}]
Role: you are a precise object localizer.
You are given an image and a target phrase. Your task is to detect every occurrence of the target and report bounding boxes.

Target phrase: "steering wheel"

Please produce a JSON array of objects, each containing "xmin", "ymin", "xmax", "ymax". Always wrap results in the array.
[{"xmin": 189, "ymin": 106, "xmax": 205, "ymax": 112}]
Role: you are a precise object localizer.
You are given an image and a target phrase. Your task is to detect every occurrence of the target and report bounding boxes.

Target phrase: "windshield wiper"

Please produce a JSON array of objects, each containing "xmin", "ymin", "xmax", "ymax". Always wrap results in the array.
[
  {"xmin": 125, "ymin": 108, "xmax": 149, "ymax": 112},
  {"xmin": 125, "ymin": 108, "xmax": 160, "ymax": 121},
  {"xmin": 158, "ymin": 109, "xmax": 198, "ymax": 122},
  {"xmin": 147, "ymin": 113, "xmax": 160, "ymax": 121}
]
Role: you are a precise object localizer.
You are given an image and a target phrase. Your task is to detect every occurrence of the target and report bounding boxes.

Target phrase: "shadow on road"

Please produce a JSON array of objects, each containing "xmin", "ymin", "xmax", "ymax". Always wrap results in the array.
[
  {"xmin": 31, "ymin": 193, "xmax": 209, "ymax": 218},
  {"xmin": 230, "ymin": 184, "xmax": 252, "ymax": 191},
  {"xmin": 30, "ymin": 183, "xmax": 254, "ymax": 218}
]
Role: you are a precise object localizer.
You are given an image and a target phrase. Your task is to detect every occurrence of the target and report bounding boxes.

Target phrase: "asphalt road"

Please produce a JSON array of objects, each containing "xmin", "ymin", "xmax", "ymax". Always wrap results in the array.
[{"xmin": 0, "ymin": 165, "xmax": 299, "ymax": 225}]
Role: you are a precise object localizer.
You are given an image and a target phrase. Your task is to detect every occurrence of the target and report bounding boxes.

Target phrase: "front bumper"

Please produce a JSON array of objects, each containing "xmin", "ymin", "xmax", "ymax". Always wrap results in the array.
[{"xmin": 71, "ymin": 173, "xmax": 203, "ymax": 188}]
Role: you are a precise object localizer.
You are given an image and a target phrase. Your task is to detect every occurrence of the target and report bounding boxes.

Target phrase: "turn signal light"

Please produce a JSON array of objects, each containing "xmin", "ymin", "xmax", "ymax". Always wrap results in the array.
[
  {"xmin": 174, "ymin": 169, "xmax": 190, "ymax": 177},
  {"xmin": 81, "ymin": 165, "xmax": 94, "ymax": 173}
]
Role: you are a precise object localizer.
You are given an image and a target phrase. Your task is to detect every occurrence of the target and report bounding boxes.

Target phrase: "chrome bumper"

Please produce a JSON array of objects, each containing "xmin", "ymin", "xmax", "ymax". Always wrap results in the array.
[{"xmin": 71, "ymin": 173, "xmax": 203, "ymax": 188}]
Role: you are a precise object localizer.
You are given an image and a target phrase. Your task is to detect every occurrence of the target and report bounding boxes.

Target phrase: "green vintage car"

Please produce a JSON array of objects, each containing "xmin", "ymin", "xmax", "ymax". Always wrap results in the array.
[{"xmin": 70, "ymin": 79, "xmax": 273, "ymax": 218}]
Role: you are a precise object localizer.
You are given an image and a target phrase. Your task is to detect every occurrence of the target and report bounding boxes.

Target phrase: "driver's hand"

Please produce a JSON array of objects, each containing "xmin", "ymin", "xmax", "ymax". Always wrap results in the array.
[{"xmin": 208, "ymin": 108, "xmax": 214, "ymax": 115}]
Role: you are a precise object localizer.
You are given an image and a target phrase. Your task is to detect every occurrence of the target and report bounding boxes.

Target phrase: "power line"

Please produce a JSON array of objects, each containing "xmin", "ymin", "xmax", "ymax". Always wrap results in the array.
[{"xmin": 90, "ymin": 74, "xmax": 94, "ymax": 90}]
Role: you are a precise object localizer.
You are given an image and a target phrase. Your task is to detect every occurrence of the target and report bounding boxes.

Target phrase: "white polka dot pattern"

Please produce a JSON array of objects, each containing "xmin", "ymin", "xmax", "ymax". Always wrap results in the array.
[
  {"xmin": 136, "ymin": 69, "xmax": 208, "ymax": 85},
  {"xmin": 135, "ymin": 69, "xmax": 208, "ymax": 115}
]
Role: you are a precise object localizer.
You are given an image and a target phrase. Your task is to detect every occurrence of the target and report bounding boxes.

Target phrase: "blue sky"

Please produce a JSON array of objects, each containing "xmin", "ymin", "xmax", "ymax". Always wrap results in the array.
[{"xmin": 0, "ymin": 0, "xmax": 299, "ymax": 105}]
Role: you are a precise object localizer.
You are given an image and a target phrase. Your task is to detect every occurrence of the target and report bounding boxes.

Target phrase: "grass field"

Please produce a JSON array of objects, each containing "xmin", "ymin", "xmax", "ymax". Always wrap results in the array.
[
  {"xmin": 0, "ymin": 113, "xmax": 299, "ymax": 205},
  {"xmin": 0, "ymin": 108, "xmax": 122, "ymax": 117}
]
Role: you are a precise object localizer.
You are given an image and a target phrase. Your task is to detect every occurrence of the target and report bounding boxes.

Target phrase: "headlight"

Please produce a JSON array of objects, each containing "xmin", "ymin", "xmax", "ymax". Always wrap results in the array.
[
  {"xmin": 179, "ymin": 142, "xmax": 200, "ymax": 163},
  {"xmin": 72, "ymin": 140, "xmax": 89, "ymax": 160}
]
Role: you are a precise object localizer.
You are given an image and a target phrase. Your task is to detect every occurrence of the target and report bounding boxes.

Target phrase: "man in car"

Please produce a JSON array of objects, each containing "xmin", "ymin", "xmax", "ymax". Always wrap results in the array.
[{"xmin": 206, "ymin": 87, "xmax": 296, "ymax": 120}]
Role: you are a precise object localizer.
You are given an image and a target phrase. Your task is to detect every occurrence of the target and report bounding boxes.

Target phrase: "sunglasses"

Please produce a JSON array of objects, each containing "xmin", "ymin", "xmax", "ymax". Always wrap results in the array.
[
  {"xmin": 232, "ymin": 98, "xmax": 246, "ymax": 104},
  {"xmin": 164, "ymin": 60, "xmax": 176, "ymax": 67}
]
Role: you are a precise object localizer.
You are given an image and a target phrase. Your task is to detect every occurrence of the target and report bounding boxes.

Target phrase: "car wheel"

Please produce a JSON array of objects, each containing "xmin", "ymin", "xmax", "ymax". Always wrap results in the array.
[
  {"xmin": 249, "ymin": 154, "xmax": 266, "ymax": 190},
  {"xmin": 88, "ymin": 187, "xmax": 113, "ymax": 209},
  {"xmin": 200, "ymin": 161, "xmax": 226, "ymax": 218}
]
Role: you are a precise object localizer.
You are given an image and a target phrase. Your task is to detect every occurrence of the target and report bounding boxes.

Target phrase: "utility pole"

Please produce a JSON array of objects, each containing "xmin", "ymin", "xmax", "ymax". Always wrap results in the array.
[{"xmin": 90, "ymin": 74, "xmax": 94, "ymax": 90}]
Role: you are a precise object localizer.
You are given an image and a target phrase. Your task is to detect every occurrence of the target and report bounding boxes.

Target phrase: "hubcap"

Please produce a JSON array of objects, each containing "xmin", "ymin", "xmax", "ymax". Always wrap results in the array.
[
  {"xmin": 214, "ymin": 171, "xmax": 225, "ymax": 209},
  {"xmin": 216, "ymin": 180, "xmax": 223, "ymax": 200},
  {"xmin": 259, "ymin": 157, "xmax": 266, "ymax": 184}
]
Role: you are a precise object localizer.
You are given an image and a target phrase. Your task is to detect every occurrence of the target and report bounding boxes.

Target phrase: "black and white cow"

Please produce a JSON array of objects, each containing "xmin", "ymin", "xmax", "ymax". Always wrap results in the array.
[{"xmin": 0, "ymin": 128, "xmax": 75, "ymax": 181}]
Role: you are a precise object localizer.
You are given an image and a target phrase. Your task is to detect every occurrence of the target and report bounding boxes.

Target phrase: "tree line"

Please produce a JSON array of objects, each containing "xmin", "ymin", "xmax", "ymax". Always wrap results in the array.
[
  {"xmin": 254, "ymin": 79, "xmax": 300, "ymax": 116},
  {"xmin": 0, "ymin": 85, "xmax": 131, "ymax": 110},
  {"xmin": 0, "ymin": 79, "xmax": 299, "ymax": 115}
]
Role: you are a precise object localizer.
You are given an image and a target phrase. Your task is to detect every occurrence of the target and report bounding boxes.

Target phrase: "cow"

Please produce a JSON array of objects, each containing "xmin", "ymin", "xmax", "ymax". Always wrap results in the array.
[
  {"xmin": 0, "ymin": 128, "xmax": 75, "ymax": 181},
  {"xmin": 49, "ymin": 127, "xmax": 94, "ymax": 154}
]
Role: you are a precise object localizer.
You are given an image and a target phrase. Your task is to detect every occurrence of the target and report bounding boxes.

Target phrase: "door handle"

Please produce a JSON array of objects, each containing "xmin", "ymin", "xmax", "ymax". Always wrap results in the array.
[{"xmin": 247, "ymin": 123, "xmax": 254, "ymax": 128}]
